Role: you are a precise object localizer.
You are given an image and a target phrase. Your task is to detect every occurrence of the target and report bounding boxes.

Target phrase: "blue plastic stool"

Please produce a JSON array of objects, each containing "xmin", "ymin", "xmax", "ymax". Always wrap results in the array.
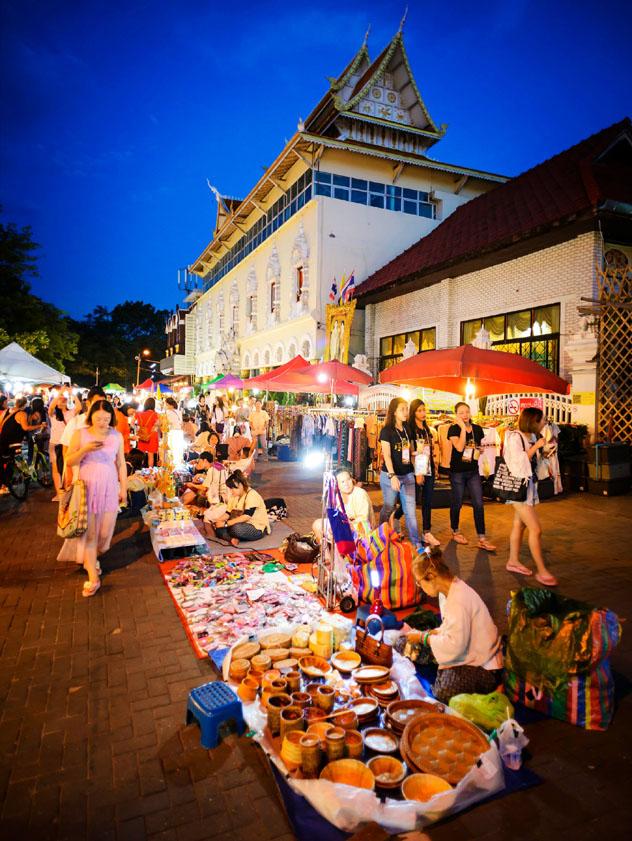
[{"xmin": 186, "ymin": 681, "xmax": 245, "ymax": 748}]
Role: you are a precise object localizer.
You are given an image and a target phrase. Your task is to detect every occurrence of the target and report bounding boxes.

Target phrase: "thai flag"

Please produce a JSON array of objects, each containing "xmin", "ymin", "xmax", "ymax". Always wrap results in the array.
[
  {"xmin": 329, "ymin": 279, "xmax": 338, "ymax": 302},
  {"xmin": 341, "ymin": 271, "xmax": 355, "ymax": 302}
]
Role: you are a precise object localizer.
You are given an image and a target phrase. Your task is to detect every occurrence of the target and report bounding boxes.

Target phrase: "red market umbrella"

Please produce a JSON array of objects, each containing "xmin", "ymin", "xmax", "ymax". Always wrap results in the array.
[
  {"xmin": 262, "ymin": 370, "xmax": 360, "ymax": 396},
  {"xmin": 243, "ymin": 354, "xmax": 310, "ymax": 387},
  {"xmin": 308, "ymin": 360, "xmax": 372, "ymax": 386},
  {"xmin": 379, "ymin": 345, "xmax": 569, "ymax": 397},
  {"xmin": 137, "ymin": 378, "xmax": 155, "ymax": 390}
]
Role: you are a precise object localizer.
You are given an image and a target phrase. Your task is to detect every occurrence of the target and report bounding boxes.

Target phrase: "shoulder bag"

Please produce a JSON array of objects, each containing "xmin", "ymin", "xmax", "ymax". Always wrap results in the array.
[
  {"xmin": 57, "ymin": 479, "xmax": 88, "ymax": 538},
  {"xmin": 138, "ymin": 413, "xmax": 156, "ymax": 443},
  {"xmin": 493, "ymin": 433, "xmax": 529, "ymax": 502}
]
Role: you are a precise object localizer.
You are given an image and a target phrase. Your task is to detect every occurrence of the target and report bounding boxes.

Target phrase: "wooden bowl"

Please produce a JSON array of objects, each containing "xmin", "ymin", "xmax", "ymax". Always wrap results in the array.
[
  {"xmin": 328, "ymin": 709, "xmax": 358, "ymax": 731},
  {"xmin": 331, "ymin": 650, "xmax": 361, "ymax": 673},
  {"xmin": 250, "ymin": 653, "xmax": 271, "ymax": 672},
  {"xmin": 320, "ymin": 759, "xmax": 375, "ymax": 790},
  {"xmin": 367, "ymin": 755, "xmax": 406, "ymax": 789},
  {"xmin": 402, "ymin": 773, "xmax": 453, "ymax": 802},
  {"xmin": 267, "ymin": 648, "xmax": 294, "ymax": 663},
  {"xmin": 261, "ymin": 669, "xmax": 282, "ymax": 689},
  {"xmin": 274, "ymin": 658, "xmax": 299, "ymax": 672},
  {"xmin": 401, "ymin": 713, "xmax": 488, "ymax": 785},
  {"xmin": 232, "ymin": 641, "xmax": 261, "ymax": 660},
  {"xmin": 352, "ymin": 665, "xmax": 391, "ymax": 684},
  {"xmin": 363, "ymin": 728, "xmax": 399, "ymax": 755},
  {"xmin": 299, "ymin": 656, "xmax": 332, "ymax": 678},
  {"xmin": 385, "ymin": 699, "xmax": 443, "ymax": 733},
  {"xmin": 306, "ymin": 722, "xmax": 334, "ymax": 749},
  {"xmin": 259, "ymin": 632, "xmax": 292, "ymax": 650},
  {"xmin": 350, "ymin": 697, "xmax": 379, "ymax": 723}
]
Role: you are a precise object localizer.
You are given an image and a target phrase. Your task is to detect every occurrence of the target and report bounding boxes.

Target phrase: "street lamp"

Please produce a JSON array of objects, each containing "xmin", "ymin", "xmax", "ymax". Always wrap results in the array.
[{"xmin": 135, "ymin": 349, "xmax": 151, "ymax": 387}]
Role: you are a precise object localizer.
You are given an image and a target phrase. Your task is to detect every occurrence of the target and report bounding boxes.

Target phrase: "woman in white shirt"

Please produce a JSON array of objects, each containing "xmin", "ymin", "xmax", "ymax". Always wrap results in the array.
[
  {"xmin": 164, "ymin": 397, "xmax": 182, "ymax": 430},
  {"xmin": 504, "ymin": 408, "xmax": 557, "ymax": 586},
  {"xmin": 408, "ymin": 548, "xmax": 503, "ymax": 704},
  {"xmin": 312, "ymin": 468, "xmax": 373, "ymax": 541},
  {"xmin": 48, "ymin": 392, "xmax": 80, "ymax": 501}
]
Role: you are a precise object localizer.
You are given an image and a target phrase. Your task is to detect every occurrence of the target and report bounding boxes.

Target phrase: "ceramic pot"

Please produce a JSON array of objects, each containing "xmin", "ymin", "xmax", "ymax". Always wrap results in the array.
[
  {"xmin": 325, "ymin": 726, "xmax": 346, "ymax": 762},
  {"xmin": 280, "ymin": 730, "xmax": 304, "ymax": 771},
  {"xmin": 300, "ymin": 734, "xmax": 322, "ymax": 778},
  {"xmin": 237, "ymin": 676, "xmax": 258, "ymax": 703},
  {"xmin": 315, "ymin": 685, "xmax": 335, "ymax": 712},
  {"xmin": 279, "ymin": 706, "xmax": 305, "ymax": 739},
  {"xmin": 266, "ymin": 693, "xmax": 293, "ymax": 736}
]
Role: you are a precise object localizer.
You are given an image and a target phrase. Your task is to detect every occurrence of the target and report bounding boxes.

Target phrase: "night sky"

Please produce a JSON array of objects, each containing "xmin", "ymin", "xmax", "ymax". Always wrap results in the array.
[{"xmin": 2, "ymin": 0, "xmax": 630, "ymax": 319}]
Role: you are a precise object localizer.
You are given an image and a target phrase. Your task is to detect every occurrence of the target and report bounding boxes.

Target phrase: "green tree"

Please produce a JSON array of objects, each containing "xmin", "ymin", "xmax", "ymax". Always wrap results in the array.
[{"xmin": 0, "ymin": 217, "xmax": 78, "ymax": 371}]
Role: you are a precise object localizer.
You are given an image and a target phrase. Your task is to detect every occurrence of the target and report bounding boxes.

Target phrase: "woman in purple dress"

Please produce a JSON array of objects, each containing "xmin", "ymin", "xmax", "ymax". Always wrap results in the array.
[{"xmin": 65, "ymin": 400, "xmax": 127, "ymax": 597}]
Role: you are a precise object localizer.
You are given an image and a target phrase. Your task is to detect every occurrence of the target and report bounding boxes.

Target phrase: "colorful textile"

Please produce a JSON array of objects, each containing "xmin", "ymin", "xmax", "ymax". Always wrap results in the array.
[{"xmin": 352, "ymin": 522, "xmax": 420, "ymax": 609}]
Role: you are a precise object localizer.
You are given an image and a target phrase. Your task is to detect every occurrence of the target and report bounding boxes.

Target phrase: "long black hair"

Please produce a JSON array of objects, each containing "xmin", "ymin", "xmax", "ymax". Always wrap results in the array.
[
  {"xmin": 226, "ymin": 469, "xmax": 249, "ymax": 491},
  {"xmin": 384, "ymin": 397, "xmax": 408, "ymax": 430},
  {"xmin": 408, "ymin": 398, "xmax": 431, "ymax": 438},
  {"xmin": 86, "ymin": 399, "xmax": 117, "ymax": 428}
]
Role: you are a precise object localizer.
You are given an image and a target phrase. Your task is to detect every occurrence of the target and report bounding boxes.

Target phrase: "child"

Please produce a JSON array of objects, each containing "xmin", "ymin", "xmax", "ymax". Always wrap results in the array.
[{"xmin": 408, "ymin": 548, "xmax": 503, "ymax": 703}]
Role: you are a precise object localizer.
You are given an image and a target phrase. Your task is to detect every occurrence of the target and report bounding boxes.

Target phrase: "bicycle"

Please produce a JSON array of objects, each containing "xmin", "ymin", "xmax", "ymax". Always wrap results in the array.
[
  {"xmin": 1, "ymin": 444, "xmax": 31, "ymax": 500},
  {"xmin": 29, "ymin": 434, "xmax": 53, "ymax": 489}
]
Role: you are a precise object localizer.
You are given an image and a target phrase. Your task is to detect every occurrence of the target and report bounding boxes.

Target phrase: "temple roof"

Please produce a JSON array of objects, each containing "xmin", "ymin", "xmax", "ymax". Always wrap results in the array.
[{"xmin": 304, "ymin": 30, "xmax": 445, "ymax": 147}]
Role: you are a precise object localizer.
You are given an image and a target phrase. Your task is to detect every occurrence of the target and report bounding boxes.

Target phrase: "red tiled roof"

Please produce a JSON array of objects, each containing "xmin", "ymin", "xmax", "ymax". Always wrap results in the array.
[{"xmin": 356, "ymin": 118, "xmax": 632, "ymax": 300}]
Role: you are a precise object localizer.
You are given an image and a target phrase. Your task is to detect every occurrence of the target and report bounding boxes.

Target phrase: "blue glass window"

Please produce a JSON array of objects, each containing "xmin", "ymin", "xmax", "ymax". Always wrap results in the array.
[
  {"xmin": 403, "ymin": 200, "xmax": 417, "ymax": 215},
  {"xmin": 315, "ymin": 171, "xmax": 332, "ymax": 184},
  {"xmin": 315, "ymin": 183, "xmax": 331, "ymax": 197},
  {"xmin": 418, "ymin": 203, "xmax": 434, "ymax": 218},
  {"xmin": 351, "ymin": 190, "xmax": 367, "ymax": 204},
  {"xmin": 333, "ymin": 174, "xmax": 350, "ymax": 187},
  {"xmin": 369, "ymin": 194, "xmax": 385, "ymax": 208},
  {"xmin": 386, "ymin": 196, "xmax": 401, "ymax": 211},
  {"xmin": 334, "ymin": 187, "xmax": 349, "ymax": 200},
  {"xmin": 351, "ymin": 178, "xmax": 368, "ymax": 189},
  {"xmin": 403, "ymin": 188, "xmax": 417, "ymax": 199},
  {"xmin": 369, "ymin": 181, "xmax": 385, "ymax": 193}
]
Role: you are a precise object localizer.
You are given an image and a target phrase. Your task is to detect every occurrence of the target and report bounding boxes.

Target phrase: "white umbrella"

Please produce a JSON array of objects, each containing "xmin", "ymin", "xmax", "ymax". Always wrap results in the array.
[{"xmin": 0, "ymin": 342, "xmax": 71, "ymax": 385}]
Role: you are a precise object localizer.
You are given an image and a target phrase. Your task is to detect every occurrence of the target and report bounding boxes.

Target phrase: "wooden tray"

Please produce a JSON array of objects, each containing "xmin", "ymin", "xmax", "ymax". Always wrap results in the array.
[
  {"xmin": 400, "ymin": 713, "xmax": 489, "ymax": 785},
  {"xmin": 259, "ymin": 632, "xmax": 292, "ymax": 650},
  {"xmin": 232, "ymin": 641, "xmax": 260, "ymax": 660}
]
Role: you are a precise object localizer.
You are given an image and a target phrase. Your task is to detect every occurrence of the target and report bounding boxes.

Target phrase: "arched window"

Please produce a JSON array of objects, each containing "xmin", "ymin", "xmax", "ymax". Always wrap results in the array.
[
  {"xmin": 296, "ymin": 267, "xmax": 304, "ymax": 303},
  {"xmin": 291, "ymin": 222, "xmax": 310, "ymax": 315},
  {"xmin": 266, "ymin": 247, "xmax": 281, "ymax": 326},
  {"xmin": 270, "ymin": 280, "xmax": 276, "ymax": 313}
]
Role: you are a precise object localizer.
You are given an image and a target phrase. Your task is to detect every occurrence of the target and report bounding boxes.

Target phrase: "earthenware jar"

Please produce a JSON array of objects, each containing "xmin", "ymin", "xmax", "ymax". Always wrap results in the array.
[
  {"xmin": 279, "ymin": 706, "xmax": 305, "ymax": 739},
  {"xmin": 237, "ymin": 676, "xmax": 258, "ymax": 703}
]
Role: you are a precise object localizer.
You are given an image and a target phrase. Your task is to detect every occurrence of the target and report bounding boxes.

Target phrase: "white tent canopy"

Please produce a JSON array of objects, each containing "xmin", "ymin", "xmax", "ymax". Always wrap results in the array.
[{"xmin": 0, "ymin": 342, "xmax": 71, "ymax": 385}]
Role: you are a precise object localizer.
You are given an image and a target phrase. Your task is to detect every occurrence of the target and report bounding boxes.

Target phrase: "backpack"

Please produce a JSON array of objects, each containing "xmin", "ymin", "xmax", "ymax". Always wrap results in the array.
[{"xmin": 351, "ymin": 522, "xmax": 421, "ymax": 609}]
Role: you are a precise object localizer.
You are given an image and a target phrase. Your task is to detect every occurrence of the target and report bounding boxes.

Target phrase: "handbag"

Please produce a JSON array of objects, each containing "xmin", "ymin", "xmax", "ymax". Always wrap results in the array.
[
  {"xmin": 137, "ymin": 413, "xmax": 156, "ymax": 443},
  {"xmin": 493, "ymin": 434, "xmax": 529, "ymax": 502},
  {"xmin": 57, "ymin": 480, "xmax": 88, "ymax": 538},
  {"xmin": 282, "ymin": 532, "xmax": 320, "ymax": 564},
  {"xmin": 326, "ymin": 477, "xmax": 356, "ymax": 558},
  {"xmin": 355, "ymin": 614, "xmax": 393, "ymax": 667}
]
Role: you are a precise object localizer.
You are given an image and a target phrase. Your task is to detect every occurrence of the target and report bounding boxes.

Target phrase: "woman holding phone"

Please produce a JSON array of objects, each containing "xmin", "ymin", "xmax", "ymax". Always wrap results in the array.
[{"xmin": 64, "ymin": 400, "xmax": 127, "ymax": 597}]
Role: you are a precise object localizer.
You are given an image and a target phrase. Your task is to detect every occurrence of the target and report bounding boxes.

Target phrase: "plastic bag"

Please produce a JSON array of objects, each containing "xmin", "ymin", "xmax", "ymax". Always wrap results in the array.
[
  {"xmin": 496, "ymin": 718, "xmax": 528, "ymax": 770},
  {"xmin": 449, "ymin": 692, "xmax": 514, "ymax": 732}
]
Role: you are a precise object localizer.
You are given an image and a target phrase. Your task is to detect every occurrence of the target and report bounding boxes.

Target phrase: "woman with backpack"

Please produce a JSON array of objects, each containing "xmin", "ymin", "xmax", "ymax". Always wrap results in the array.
[{"xmin": 135, "ymin": 397, "xmax": 159, "ymax": 467}]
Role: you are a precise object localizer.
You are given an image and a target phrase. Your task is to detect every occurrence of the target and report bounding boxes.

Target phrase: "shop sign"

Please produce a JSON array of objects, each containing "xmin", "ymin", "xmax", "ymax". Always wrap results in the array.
[
  {"xmin": 507, "ymin": 398, "xmax": 520, "ymax": 415},
  {"xmin": 572, "ymin": 392, "xmax": 595, "ymax": 405},
  {"xmin": 519, "ymin": 397, "xmax": 543, "ymax": 411}
]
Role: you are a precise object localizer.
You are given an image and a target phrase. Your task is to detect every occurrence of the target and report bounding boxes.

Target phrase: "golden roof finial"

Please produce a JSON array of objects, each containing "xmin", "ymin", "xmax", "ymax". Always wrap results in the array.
[
  {"xmin": 362, "ymin": 23, "xmax": 371, "ymax": 47},
  {"xmin": 398, "ymin": 6, "xmax": 408, "ymax": 34}
]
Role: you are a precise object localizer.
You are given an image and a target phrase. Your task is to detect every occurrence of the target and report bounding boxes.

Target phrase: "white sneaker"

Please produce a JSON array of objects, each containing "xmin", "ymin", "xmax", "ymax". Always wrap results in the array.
[{"xmin": 423, "ymin": 532, "xmax": 441, "ymax": 547}]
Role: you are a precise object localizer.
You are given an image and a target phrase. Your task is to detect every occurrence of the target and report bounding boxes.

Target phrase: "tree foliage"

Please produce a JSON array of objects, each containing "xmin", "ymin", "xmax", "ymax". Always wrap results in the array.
[{"xmin": 0, "ymin": 218, "xmax": 79, "ymax": 371}]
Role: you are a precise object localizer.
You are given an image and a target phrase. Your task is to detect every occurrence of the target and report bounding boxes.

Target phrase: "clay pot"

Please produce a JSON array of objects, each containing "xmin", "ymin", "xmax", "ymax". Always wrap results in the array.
[
  {"xmin": 279, "ymin": 706, "xmax": 305, "ymax": 739},
  {"xmin": 325, "ymin": 726, "xmax": 346, "ymax": 762},
  {"xmin": 261, "ymin": 678, "xmax": 288, "ymax": 706},
  {"xmin": 300, "ymin": 734, "xmax": 322, "ymax": 778},
  {"xmin": 285, "ymin": 670, "xmax": 301, "ymax": 692},
  {"xmin": 303, "ymin": 706, "xmax": 327, "ymax": 725},
  {"xmin": 237, "ymin": 676, "xmax": 258, "ymax": 703},
  {"xmin": 266, "ymin": 693, "xmax": 293, "ymax": 736},
  {"xmin": 290, "ymin": 692, "xmax": 311, "ymax": 710},
  {"xmin": 315, "ymin": 685, "xmax": 335, "ymax": 712},
  {"xmin": 280, "ymin": 730, "xmax": 304, "ymax": 771},
  {"xmin": 344, "ymin": 729, "xmax": 364, "ymax": 759},
  {"xmin": 247, "ymin": 669, "xmax": 263, "ymax": 687},
  {"xmin": 261, "ymin": 669, "xmax": 282, "ymax": 690}
]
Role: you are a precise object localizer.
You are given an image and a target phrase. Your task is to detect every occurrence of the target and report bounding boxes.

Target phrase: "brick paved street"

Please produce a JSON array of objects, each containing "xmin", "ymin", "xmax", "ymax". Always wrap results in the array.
[{"xmin": 1, "ymin": 462, "xmax": 631, "ymax": 841}]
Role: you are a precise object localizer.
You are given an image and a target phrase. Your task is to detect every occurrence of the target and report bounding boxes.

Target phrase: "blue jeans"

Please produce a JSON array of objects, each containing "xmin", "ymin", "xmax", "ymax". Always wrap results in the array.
[
  {"xmin": 417, "ymin": 473, "xmax": 435, "ymax": 533},
  {"xmin": 379, "ymin": 471, "xmax": 421, "ymax": 549},
  {"xmin": 450, "ymin": 470, "xmax": 486, "ymax": 536}
]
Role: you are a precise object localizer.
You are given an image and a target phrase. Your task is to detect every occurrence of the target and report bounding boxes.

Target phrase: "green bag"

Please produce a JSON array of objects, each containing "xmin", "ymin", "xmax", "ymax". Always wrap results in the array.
[{"xmin": 449, "ymin": 691, "xmax": 515, "ymax": 731}]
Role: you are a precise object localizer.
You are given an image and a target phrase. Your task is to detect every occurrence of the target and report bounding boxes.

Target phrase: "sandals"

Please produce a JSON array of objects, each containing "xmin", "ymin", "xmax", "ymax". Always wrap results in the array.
[
  {"xmin": 535, "ymin": 572, "xmax": 558, "ymax": 587},
  {"xmin": 423, "ymin": 532, "xmax": 441, "ymax": 547},
  {"xmin": 452, "ymin": 533, "xmax": 468, "ymax": 545},
  {"xmin": 477, "ymin": 539, "xmax": 497, "ymax": 552},
  {"xmin": 82, "ymin": 580, "xmax": 101, "ymax": 598},
  {"xmin": 506, "ymin": 562, "xmax": 533, "ymax": 576}
]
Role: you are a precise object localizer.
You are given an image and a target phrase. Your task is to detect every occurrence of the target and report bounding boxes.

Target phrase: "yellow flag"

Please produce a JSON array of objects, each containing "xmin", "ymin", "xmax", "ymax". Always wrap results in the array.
[{"xmin": 156, "ymin": 384, "xmax": 162, "ymax": 399}]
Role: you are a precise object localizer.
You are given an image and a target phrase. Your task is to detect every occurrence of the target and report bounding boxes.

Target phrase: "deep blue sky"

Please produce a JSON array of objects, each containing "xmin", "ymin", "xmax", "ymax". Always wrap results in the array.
[{"xmin": 2, "ymin": 0, "xmax": 630, "ymax": 319}]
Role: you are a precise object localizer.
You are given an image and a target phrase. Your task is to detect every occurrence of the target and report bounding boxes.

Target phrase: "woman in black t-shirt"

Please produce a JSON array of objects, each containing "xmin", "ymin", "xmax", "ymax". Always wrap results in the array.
[
  {"xmin": 408, "ymin": 399, "xmax": 441, "ymax": 547},
  {"xmin": 448, "ymin": 402, "xmax": 496, "ymax": 551},
  {"xmin": 379, "ymin": 397, "xmax": 421, "ymax": 550}
]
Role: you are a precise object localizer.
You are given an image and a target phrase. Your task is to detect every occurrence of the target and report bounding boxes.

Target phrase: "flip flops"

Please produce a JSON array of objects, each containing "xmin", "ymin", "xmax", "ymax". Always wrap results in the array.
[
  {"xmin": 506, "ymin": 562, "xmax": 533, "ymax": 576},
  {"xmin": 452, "ymin": 533, "xmax": 468, "ymax": 545},
  {"xmin": 535, "ymin": 572, "xmax": 558, "ymax": 587}
]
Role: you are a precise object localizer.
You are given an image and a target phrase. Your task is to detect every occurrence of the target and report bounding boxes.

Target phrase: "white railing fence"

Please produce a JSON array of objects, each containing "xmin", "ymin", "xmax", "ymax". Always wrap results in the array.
[{"xmin": 485, "ymin": 393, "xmax": 572, "ymax": 424}]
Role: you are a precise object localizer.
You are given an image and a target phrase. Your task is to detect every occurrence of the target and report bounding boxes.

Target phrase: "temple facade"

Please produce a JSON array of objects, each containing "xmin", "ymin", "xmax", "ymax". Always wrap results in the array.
[{"xmin": 181, "ymin": 27, "xmax": 507, "ymax": 380}]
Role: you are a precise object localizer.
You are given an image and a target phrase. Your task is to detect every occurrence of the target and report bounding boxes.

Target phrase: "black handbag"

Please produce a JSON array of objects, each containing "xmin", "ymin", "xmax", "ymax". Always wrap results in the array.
[
  {"xmin": 493, "ymin": 434, "xmax": 529, "ymax": 502},
  {"xmin": 282, "ymin": 532, "xmax": 320, "ymax": 564}
]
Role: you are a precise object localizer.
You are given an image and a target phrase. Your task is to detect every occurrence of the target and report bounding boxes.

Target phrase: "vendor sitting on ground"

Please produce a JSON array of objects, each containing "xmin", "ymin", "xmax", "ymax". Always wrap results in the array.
[
  {"xmin": 206, "ymin": 469, "xmax": 270, "ymax": 546},
  {"xmin": 180, "ymin": 451, "xmax": 216, "ymax": 507},
  {"xmin": 227, "ymin": 424, "xmax": 253, "ymax": 461},
  {"xmin": 407, "ymin": 548, "xmax": 503, "ymax": 704},
  {"xmin": 312, "ymin": 468, "xmax": 373, "ymax": 541}
]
